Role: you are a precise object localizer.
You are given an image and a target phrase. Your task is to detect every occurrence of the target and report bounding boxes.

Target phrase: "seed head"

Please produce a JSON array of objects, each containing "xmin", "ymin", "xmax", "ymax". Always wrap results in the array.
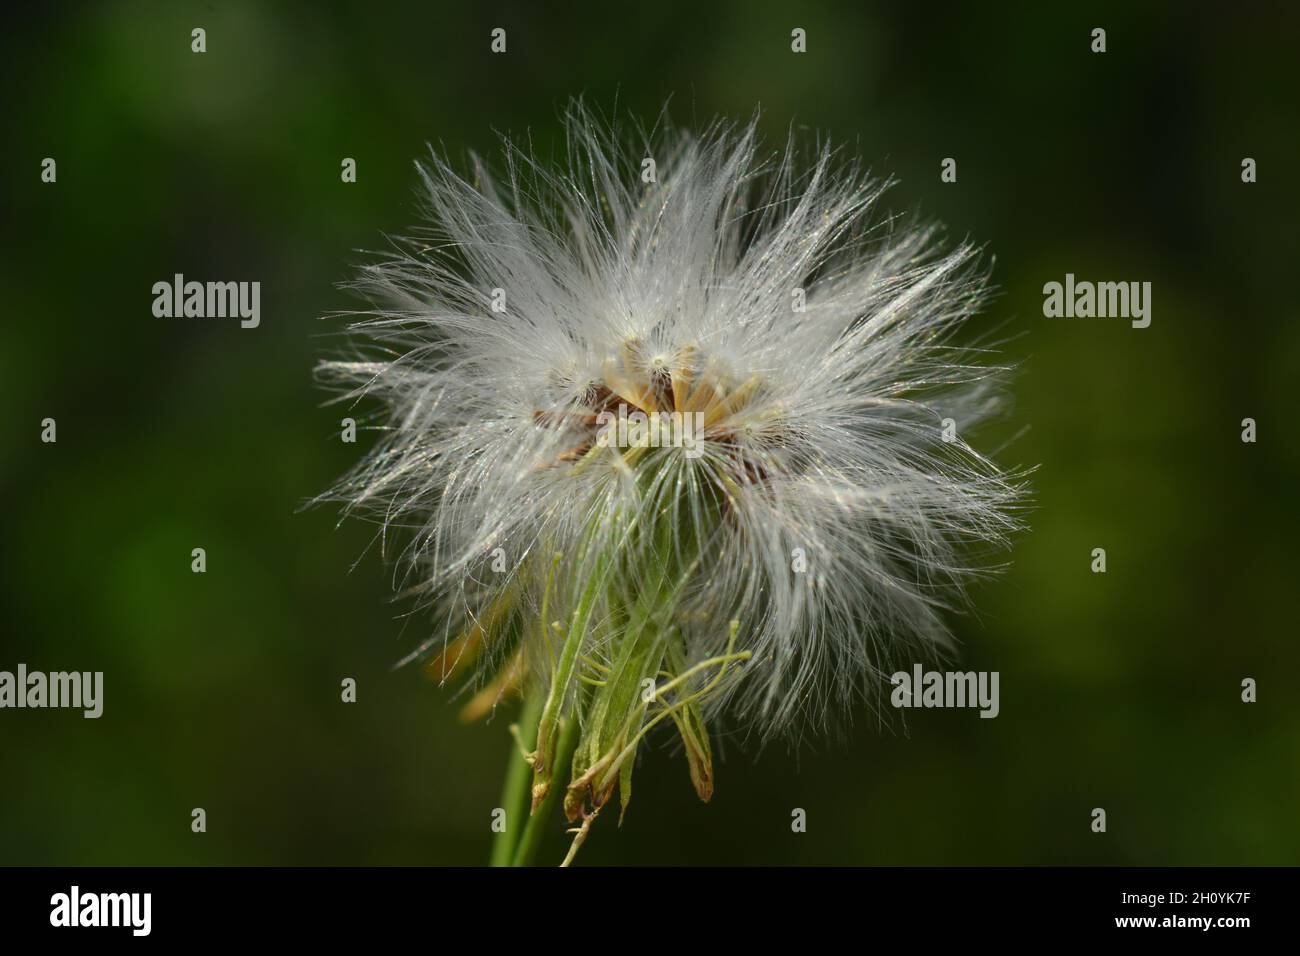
[{"xmin": 318, "ymin": 101, "xmax": 1025, "ymax": 833}]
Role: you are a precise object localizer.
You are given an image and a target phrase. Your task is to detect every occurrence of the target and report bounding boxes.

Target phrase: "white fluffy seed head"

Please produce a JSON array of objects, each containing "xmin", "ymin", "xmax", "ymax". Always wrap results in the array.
[{"xmin": 318, "ymin": 101, "xmax": 1026, "ymax": 745}]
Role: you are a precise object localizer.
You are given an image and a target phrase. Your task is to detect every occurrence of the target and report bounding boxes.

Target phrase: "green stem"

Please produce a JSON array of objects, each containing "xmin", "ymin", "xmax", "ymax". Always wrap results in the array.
[
  {"xmin": 511, "ymin": 715, "xmax": 580, "ymax": 867},
  {"xmin": 489, "ymin": 691, "xmax": 543, "ymax": 867},
  {"xmin": 531, "ymin": 553, "xmax": 607, "ymax": 800}
]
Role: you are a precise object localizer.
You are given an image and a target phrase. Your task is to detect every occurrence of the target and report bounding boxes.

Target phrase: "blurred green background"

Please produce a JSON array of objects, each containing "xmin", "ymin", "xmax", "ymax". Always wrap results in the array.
[{"xmin": 3, "ymin": 1, "xmax": 1297, "ymax": 866}]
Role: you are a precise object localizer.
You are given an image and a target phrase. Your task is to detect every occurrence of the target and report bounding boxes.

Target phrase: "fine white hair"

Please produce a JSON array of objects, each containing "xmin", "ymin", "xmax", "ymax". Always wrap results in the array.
[{"xmin": 318, "ymin": 100, "xmax": 1026, "ymax": 745}]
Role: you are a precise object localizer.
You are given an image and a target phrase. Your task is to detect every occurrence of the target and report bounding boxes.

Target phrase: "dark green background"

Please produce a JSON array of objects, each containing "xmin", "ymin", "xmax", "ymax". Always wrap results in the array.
[{"xmin": 3, "ymin": 1, "xmax": 1297, "ymax": 865}]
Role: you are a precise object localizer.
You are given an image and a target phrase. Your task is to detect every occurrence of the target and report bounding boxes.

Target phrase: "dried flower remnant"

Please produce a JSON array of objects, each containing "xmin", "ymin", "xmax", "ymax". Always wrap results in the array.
[{"xmin": 317, "ymin": 102, "xmax": 1025, "ymax": 865}]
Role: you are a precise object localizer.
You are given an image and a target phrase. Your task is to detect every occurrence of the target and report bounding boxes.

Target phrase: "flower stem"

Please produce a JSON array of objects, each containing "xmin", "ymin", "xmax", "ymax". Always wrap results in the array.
[
  {"xmin": 489, "ymin": 691, "xmax": 543, "ymax": 867},
  {"xmin": 530, "ymin": 553, "xmax": 608, "ymax": 809},
  {"xmin": 511, "ymin": 715, "xmax": 580, "ymax": 866}
]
